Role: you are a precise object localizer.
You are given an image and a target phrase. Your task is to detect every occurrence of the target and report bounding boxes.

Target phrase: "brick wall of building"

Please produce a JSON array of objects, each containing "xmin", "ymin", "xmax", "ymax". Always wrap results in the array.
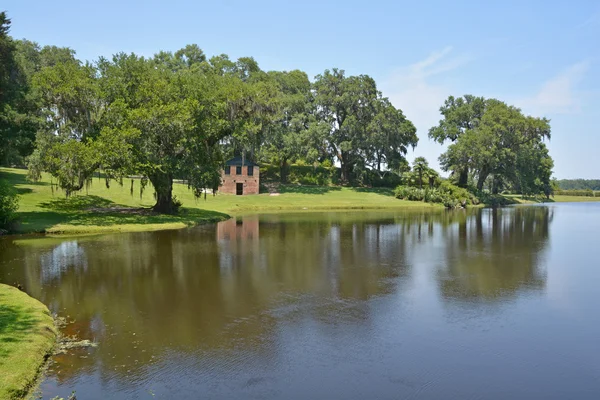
[{"xmin": 219, "ymin": 165, "xmax": 260, "ymax": 195}]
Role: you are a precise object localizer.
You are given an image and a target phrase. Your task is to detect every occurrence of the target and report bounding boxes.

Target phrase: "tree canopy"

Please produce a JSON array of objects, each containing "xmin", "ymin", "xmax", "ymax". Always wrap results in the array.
[
  {"xmin": 1, "ymin": 11, "xmax": 563, "ymax": 212},
  {"xmin": 430, "ymin": 95, "xmax": 554, "ymax": 196}
]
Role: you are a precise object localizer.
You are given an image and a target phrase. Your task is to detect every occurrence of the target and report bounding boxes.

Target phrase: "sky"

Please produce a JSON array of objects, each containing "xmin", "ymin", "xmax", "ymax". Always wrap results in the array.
[{"xmin": 4, "ymin": 0, "xmax": 599, "ymax": 178}]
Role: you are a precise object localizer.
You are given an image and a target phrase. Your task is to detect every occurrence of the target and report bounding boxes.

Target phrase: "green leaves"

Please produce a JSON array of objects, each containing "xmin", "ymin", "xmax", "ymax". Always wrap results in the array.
[
  {"xmin": 313, "ymin": 68, "xmax": 417, "ymax": 182},
  {"xmin": 431, "ymin": 95, "xmax": 554, "ymax": 194}
]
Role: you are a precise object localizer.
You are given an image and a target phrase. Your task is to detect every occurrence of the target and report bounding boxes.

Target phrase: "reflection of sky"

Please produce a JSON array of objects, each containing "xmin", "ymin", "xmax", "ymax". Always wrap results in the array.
[
  {"xmin": 32, "ymin": 207, "xmax": 600, "ymax": 399},
  {"xmin": 40, "ymin": 241, "xmax": 87, "ymax": 283}
]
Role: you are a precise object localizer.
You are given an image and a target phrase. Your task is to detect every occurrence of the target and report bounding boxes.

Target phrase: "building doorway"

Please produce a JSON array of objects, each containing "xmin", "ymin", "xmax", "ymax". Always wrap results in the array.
[{"xmin": 236, "ymin": 183, "xmax": 244, "ymax": 195}]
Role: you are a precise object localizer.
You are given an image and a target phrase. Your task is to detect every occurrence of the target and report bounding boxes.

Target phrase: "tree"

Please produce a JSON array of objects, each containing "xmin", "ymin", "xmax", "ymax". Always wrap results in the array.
[
  {"xmin": 0, "ymin": 13, "xmax": 38, "ymax": 165},
  {"xmin": 261, "ymin": 70, "xmax": 312, "ymax": 182},
  {"xmin": 431, "ymin": 95, "xmax": 552, "ymax": 194},
  {"xmin": 313, "ymin": 68, "xmax": 416, "ymax": 183},
  {"xmin": 313, "ymin": 69, "xmax": 377, "ymax": 182},
  {"xmin": 366, "ymin": 98, "xmax": 417, "ymax": 176},
  {"xmin": 98, "ymin": 50, "xmax": 277, "ymax": 213},
  {"xmin": 429, "ymin": 95, "xmax": 485, "ymax": 187},
  {"xmin": 412, "ymin": 157, "xmax": 429, "ymax": 189},
  {"xmin": 27, "ymin": 55, "xmax": 102, "ymax": 192}
]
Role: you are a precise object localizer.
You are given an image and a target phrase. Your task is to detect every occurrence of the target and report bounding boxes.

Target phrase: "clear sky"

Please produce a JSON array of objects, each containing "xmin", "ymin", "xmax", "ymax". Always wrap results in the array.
[{"xmin": 4, "ymin": 0, "xmax": 599, "ymax": 178}]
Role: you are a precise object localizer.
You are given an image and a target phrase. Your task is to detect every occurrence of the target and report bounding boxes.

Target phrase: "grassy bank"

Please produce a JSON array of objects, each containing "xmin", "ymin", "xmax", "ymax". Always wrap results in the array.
[
  {"xmin": 1, "ymin": 168, "xmax": 441, "ymax": 234},
  {"xmin": 0, "ymin": 284, "xmax": 56, "ymax": 399},
  {"xmin": 505, "ymin": 194, "xmax": 600, "ymax": 204}
]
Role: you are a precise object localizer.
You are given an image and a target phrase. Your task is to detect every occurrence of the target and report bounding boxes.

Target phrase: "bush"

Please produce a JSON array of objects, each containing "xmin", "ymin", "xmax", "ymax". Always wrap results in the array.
[
  {"xmin": 260, "ymin": 163, "xmax": 339, "ymax": 186},
  {"xmin": 394, "ymin": 186, "xmax": 425, "ymax": 201},
  {"xmin": 438, "ymin": 181, "xmax": 479, "ymax": 205},
  {"xmin": 476, "ymin": 192, "xmax": 512, "ymax": 206},
  {"xmin": 0, "ymin": 180, "xmax": 19, "ymax": 233},
  {"xmin": 366, "ymin": 171, "xmax": 403, "ymax": 188},
  {"xmin": 395, "ymin": 182, "xmax": 479, "ymax": 209}
]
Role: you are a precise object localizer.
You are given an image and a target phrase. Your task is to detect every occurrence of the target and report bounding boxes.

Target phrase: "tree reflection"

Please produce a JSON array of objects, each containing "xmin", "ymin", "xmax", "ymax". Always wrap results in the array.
[
  {"xmin": 437, "ymin": 206, "xmax": 552, "ymax": 301},
  {"xmin": 0, "ymin": 207, "xmax": 553, "ymax": 390}
]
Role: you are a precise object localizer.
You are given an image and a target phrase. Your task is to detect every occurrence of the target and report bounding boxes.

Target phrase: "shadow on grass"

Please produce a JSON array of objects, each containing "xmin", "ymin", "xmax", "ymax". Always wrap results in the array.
[
  {"xmin": 0, "ymin": 294, "xmax": 37, "ymax": 360},
  {"xmin": 278, "ymin": 184, "xmax": 342, "ymax": 195},
  {"xmin": 351, "ymin": 187, "xmax": 395, "ymax": 197},
  {"xmin": 17, "ymin": 194, "xmax": 229, "ymax": 233},
  {"xmin": 0, "ymin": 169, "xmax": 50, "ymax": 186},
  {"xmin": 39, "ymin": 195, "xmax": 118, "ymax": 211}
]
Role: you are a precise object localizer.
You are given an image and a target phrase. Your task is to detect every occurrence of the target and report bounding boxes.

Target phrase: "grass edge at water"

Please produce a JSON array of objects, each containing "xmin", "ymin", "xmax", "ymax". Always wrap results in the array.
[{"xmin": 0, "ymin": 284, "xmax": 57, "ymax": 399}]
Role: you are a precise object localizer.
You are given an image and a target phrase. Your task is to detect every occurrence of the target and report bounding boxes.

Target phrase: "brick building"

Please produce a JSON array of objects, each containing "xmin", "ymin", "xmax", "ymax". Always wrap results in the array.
[{"xmin": 219, "ymin": 157, "xmax": 260, "ymax": 195}]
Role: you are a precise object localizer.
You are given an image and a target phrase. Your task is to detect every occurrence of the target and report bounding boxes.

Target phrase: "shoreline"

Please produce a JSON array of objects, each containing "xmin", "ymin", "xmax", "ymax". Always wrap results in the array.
[
  {"xmin": 12, "ymin": 197, "xmax": 600, "ymax": 237},
  {"xmin": 0, "ymin": 284, "xmax": 57, "ymax": 399},
  {"xmin": 3, "ymin": 167, "xmax": 600, "ymax": 237},
  {"xmin": 10, "ymin": 204, "xmax": 444, "ymax": 236}
]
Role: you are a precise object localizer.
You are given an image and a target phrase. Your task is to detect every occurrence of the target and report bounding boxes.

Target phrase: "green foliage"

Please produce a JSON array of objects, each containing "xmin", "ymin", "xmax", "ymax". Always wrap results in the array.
[
  {"xmin": 262, "ymin": 163, "xmax": 339, "ymax": 186},
  {"xmin": 475, "ymin": 192, "xmax": 514, "ymax": 206},
  {"xmin": 0, "ymin": 13, "xmax": 41, "ymax": 166},
  {"xmin": 394, "ymin": 181, "xmax": 479, "ymax": 208},
  {"xmin": 394, "ymin": 186, "xmax": 426, "ymax": 201},
  {"xmin": 557, "ymin": 179, "xmax": 600, "ymax": 191},
  {"xmin": 365, "ymin": 171, "xmax": 402, "ymax": 188},
  {"xmin": 313, "ymin": 69, "xmax": 417, "ymax": 183},
  {"xmin": 430, "ymin": 95, "xmax": 553, "ymax": 194},
  {"xmin": 554, "ymin": 189, "xmax": 596, "ymax": 197},
  {"xmin": 438, "ymin": 180, "xmax": 479, "ymax": 205},
  {"xmin": 0, "ymin": 179, "xmax": 19, "ymax": 232}
]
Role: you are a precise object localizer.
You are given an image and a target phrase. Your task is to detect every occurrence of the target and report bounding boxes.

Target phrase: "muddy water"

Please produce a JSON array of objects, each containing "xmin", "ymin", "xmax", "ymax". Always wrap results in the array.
[{"xmin": 1, "ymin": 205, "xmax": 599, "ymax": 399}]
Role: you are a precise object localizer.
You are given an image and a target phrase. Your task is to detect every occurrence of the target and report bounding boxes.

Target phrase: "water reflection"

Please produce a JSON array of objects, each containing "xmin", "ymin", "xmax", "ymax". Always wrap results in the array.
[
  {"xmin": 0, "ymin": 207, "xmax": 558, "ymax": 398},
  {"xmin": 438, "ymin": 207, "xmax": 552, "ymax": 301}
]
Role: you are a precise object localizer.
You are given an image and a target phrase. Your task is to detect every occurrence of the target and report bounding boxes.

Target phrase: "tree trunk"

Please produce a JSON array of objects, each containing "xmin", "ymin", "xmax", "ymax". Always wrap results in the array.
[
  {"xmin": 476, "ymin": 168, "xmax": 489, "ymax": 192},
  {"xmin": 457, "ymin": 167, "xmax": 469, "ymax": 188},
  {"xmin": 280, "ymin": 159, "xmax": 288, "ymax": 184},
  {"xmin": 491, "ymin": 175, "xmax": 501, "ymax": 195},
  {"xmin": 340, "ymin": 153, "xmax": 350, "ymax": 183},
  {"xmin": 150, "ymin": 172, "xmax": 175, "ymax": 214}
]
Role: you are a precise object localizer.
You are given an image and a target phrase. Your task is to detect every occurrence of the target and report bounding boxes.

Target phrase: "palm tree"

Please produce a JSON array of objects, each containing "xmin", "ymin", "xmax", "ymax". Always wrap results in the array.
[
  {"xmin": 426, "ymin": 167, "xmax": 439, "ymax": 189},
  {"xmin": 413, "ymin": 157, "xmax": 429, "ymax": 189}
]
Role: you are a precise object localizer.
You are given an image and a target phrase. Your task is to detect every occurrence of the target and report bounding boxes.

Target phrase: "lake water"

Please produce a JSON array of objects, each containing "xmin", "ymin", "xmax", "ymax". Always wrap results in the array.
[{"xmin": 1, "ymin": 204, "xmax": 599, "ymax": 399}]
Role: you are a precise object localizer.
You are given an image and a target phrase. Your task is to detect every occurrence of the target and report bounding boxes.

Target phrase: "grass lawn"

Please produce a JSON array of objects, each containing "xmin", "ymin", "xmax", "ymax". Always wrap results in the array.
[
  {"xmin": 505, "ymin": 194, "xmax": 600, "ymax": 204},
  {"xmin": 0, "ymin": 284, "xmax": 56, "ymax": 399},
  {"xmin": 1, "ymin": 168, "xmax": 441, "ymax": 234}
]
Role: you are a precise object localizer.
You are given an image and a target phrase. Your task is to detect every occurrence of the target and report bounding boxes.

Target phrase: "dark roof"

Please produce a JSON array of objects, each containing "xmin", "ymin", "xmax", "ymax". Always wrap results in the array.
[{"xmin": 225, "ymin": 157, "xmax": 258, "ymax": 167}]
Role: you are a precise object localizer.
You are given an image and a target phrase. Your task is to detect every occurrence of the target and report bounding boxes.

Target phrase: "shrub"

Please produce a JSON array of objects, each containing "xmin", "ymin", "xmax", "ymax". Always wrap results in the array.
[
  {"xmin": 0, "ymin": 179, "xmax": 19, "ymax": 233},
  {"xmin": 477, "ymin": 193, "xmax": 512, "ymax": 206},
  {"xmin": 394, "ymin": 185, "xmax": 425, "ymax": 201},
  {"xmin": 395, "ymin": 182, "xmax": 479, "ymax": 209},
  {"xmin": 260, "ymin": 163, "xmax": 339, "ymax": 185},
  {"xmin": 367, "ymin": 171, "xmax": 402, "ymax": 188},
  {"xmin": 438, "ymin": 181, "xmax": 479, "ymax": 205}
]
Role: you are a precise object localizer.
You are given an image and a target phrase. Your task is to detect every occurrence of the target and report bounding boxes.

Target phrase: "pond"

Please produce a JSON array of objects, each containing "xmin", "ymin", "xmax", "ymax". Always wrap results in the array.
[{"xmin": 1, "ymin": 204, "xmax": 599, "ymax": 399}]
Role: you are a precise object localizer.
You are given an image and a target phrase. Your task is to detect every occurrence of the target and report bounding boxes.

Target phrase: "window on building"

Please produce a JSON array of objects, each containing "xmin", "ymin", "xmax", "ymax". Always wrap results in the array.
[
  {"xmin": 225, "ymin": 166, "xmax": 231, "ymax": 175},
  {"xmin": 236, "ymin": 166, "xmax": 242, "ymax": 175},
  {"xmin": 248, "ymin": 166, "xmax": 253, "ymax": 176}
]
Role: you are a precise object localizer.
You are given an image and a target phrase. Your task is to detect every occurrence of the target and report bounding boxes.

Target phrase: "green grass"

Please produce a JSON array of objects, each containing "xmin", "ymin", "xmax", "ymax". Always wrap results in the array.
[
  {"xmin": 504, "ymin": 194, "xmax": 600, "ymax": 204},
  {"xmin": 0, "ymin": 284, "xmax": 57, "ymax": 399},
  {"xmin": 1, "ymin": 168, "xmax": 441, "ymax": 234}
]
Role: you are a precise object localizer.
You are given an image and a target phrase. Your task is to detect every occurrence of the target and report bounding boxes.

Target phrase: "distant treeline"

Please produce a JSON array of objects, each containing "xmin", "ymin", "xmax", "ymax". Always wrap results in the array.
[
  {"xmin": 554, "ymin": 189, "xmax": 598, "ymax": 197},
  {"xmin": 557, "ymin": 179, "xmax": 600, "ymax": 191}
]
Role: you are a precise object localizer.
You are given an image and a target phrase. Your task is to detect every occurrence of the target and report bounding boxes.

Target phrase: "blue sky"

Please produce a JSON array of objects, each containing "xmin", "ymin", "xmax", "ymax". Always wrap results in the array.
[{"xmin": 5, "ymin": 0, "xmax": 599, "ymax": 178}]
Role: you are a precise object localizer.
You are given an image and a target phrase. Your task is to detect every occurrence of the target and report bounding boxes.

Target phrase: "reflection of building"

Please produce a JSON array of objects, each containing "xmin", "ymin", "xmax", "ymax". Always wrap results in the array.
[
  {"xmin": 216, "ymin": 216, "xmax": 260, "ymax": 273},
  {"xmin": 217, "ymin": 217, "xmax": 259, "ymax": 241},
  {"xmin": 218, "ymin": 157, "xmax": 260, "ymax": 195}
]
